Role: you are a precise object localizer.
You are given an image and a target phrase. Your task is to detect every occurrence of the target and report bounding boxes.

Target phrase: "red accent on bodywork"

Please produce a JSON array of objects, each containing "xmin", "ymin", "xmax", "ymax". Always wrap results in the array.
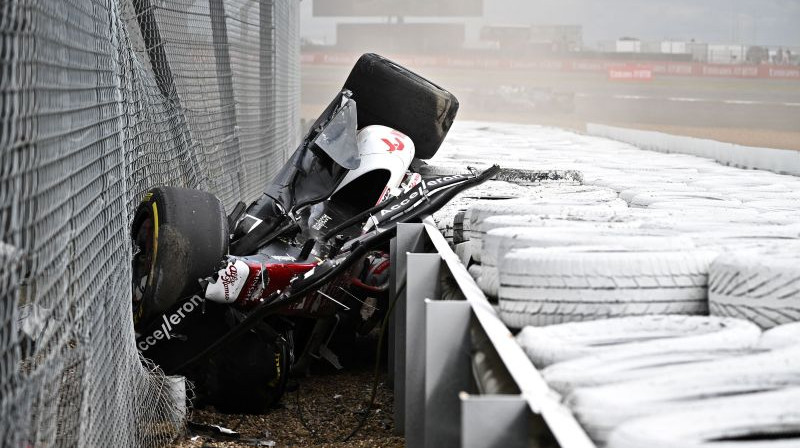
[
  {"xmin": 370, "ymin": 259, "xmax": 390, "ymax": 276},
  {"xmin": 235, "ymin": 260, "xmax": 317, "ymax": 308},
  {"xmin": 234, "ymin": 259, "xmax": 351, "ymax": 318},
  {"xmin": 381, "ymin": 137, "xmax": 405, "ymax": 152}
]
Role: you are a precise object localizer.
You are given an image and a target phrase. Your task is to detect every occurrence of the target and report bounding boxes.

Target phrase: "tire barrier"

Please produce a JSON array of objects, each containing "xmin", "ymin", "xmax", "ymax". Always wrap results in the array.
[
  {"xmin": 568, "ymin": 346, "xmax": 800, "ymax": 445},
  {"xmin": 499, "ymin": 248, "xmax": 718, "ymax": 327},
  {"xmin": 710, "ymin": 247, "xmax": 800, "ymax": 329},
  {"xmin": 606, "ymin": 388, "xmax": 800, "ymax": 448}
]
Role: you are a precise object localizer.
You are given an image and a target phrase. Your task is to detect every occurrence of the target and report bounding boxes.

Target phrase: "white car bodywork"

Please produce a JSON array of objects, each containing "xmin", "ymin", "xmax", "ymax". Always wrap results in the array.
[{"xmin": 333, "ymin": 125, "xmax": 416, "ymax": 205}]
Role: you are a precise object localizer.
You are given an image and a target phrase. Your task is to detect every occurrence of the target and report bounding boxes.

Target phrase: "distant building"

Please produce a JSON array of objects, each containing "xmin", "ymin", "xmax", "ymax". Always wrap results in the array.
[
  {"xmin": 640, "ymin": 41, "xmax": 661, "ymax": 54},
  {"xmin": 707, "ymin": 44, "xmax": 747, "ymax": 64},
  {"xmin": 661, "ymin": 41, "xmax": 688, "ymax": 54},
  {"xmin": 337, "ymin": 23, "xmax": 465, "ymax": 53},
  {"xmin": 661, "ymin": 40, "xmax": 708, "ymax": 62},
  {"xmin": 529, "ymin": 25, "xmax": 582, "ymax": 52},
  {"xmin": 687, "ymin": 42, "xmax": 709, "ymax": 62},
  {"xmin": 616, "ymin": 37, "xmax": 641, "ymax": 53},
  {"xmin": 480, "ymin": 24, "xmax": 582, "ymax": 53}
]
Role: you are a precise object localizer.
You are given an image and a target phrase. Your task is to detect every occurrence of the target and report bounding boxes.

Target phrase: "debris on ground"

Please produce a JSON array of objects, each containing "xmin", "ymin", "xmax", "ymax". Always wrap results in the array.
[{"xmin": 171, "ymin": 340, "xmax": 403, "ymax": 448}]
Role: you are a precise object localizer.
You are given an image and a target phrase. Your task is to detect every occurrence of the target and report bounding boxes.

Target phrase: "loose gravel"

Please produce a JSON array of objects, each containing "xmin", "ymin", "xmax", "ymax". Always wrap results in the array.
[{"xmin": 170, "ymin": 336, "xmax": 402, "ymax": 448}]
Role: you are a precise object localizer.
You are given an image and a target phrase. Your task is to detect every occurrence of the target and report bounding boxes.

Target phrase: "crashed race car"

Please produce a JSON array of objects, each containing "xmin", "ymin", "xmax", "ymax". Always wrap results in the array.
[{"xmin": 132, "ymin": 53, "xmax": 498, "ymax": 413}]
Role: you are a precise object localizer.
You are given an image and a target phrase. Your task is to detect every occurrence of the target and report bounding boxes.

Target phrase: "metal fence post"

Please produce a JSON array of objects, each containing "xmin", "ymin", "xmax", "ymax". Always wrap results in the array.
[
  {"xmin": 461, "ymin": 395, "xmax": 529, "ymax": 448},
  {"xmin": 404, "ymin": 253, "xmax": 441, "ymax": 447},
  {"xmin": 424, "ymin": 300, "xmax": 472, "ymax": 448},
  {"xmin": 392, "ymin": 223, "xmax": 430, "ymax": 435}
]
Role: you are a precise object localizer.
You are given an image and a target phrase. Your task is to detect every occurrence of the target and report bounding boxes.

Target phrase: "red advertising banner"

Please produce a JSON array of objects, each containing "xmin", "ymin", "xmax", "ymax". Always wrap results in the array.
[
  {"xmin": 608, "ymin": 65, "xmax": 654, "ymax": 81},
  {"xmin": 302, "ymin": 52, "xmax": 800, "ymax": 81}
]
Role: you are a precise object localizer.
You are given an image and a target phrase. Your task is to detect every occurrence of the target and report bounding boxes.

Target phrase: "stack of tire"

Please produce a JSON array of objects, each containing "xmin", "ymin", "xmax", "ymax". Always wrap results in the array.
[
  {"xmin": 451, "ymin": 167, "xmax": 800, "ymax": 329},
  {"xmin": 426, "ymin": 166, "xmax": 584, "ymax": 246},
  {"xmin": 426, "ymin": 121, "xmax": 800, "ymax": 447},
  {"xmin": 515, "ymin": 316, "xmax": 800, "ymax": 447}
]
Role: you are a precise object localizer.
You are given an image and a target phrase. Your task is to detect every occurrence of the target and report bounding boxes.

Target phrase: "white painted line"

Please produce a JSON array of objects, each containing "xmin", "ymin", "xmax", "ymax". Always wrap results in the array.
[
  {"xmin": 614, "ymin": 95, "xmax": 650, "ymax": 100},
  {"xmin": 723, "ymin": 100, "xmax": 760, "ymax": 105},
  {"xmin": 577, "ymin": 94, "xmax": 800, "ymax": 107},
  {"xmin": 668, "ymin": 97, "xmax": 703, "ymax": 102}
]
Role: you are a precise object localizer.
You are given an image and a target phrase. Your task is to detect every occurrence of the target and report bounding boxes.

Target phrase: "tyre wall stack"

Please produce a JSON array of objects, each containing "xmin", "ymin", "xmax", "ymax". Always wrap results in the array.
[
  {"xmin": 427, "ymin": 121, "xmax": 800, "ymax": 330},
  {"xmin": 426, "ymin": 121, "xmax": 800, "ymax": 447}
]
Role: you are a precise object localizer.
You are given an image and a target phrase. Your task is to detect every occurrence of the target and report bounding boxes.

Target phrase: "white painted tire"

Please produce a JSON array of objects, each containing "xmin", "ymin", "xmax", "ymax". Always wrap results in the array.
[
  {"xmin": 498, "ymin": 247, "xmax": 718, "ymax": 327},
  {"xmin": 469, "ymin": 211, "xmax": 640, "ymax": 262},
  {"xmin": 467, "ymin": 263, "xmax": 482, "ymax": 282},
  {"xmin": 479, "ymin": 228, "xmax": 693, "ymax": 298},
  {"xmin": 618, "ymin": 185, "xmax": 699, "ymax": 203},
  {"xmin": 517, "ymin": 315, "xmax": 758, "ymax": 369},
  {"xmin": 544, "ymin": 350, "xmax": 753, "ymax": 396},
  {"xmin": 695, "ymin": 237, "xmax": 800, "ymax": 252},
  {"xmin": 465, "ymin": 199, "xmax": 629, "ymax": 262},
  {"xmin": 644, "ymin": 199, "xmax": 744, "ymax": 210},
  {"xmin": 567, "ymin": 346, "xmax": 800, "ymax": 445},
  {"xmin": 465, "ymin": 198, "xmax": 629, "ymax": 236},
  {"xmin": 759, "ymin": 322, "xmax": 800, "ymax": 349},
  {"xmin": 760, "ymin": 210, "xmax": 800, "ymax": 223},
  {"xmin": 685, "ymin": 225, "xmax": 800, "ymax": 250},
  {"xmin": 483, "ymin": 227, "xmax": 692, "ymax": 269},
  {"xmin": 454, "ymin": 242, "xmax": 473, "ymax": 266},
  {"xmin": 476, "ymin": 267, "xmax": 499, "ymax": 300},
  {"xmin": 605, "ymin": 388, "xmax": 800, "ymax": 448},
  {"xmin": 641, "ymin": 218, "xmax": 777, "ymax": 234},
  {"xmin": 632, "ymin": 206, "xmax": 761, "ymax": 223},
  {"xmin": 532, "ymin": 185, "xmax": 620, "ymax": 203},
  {"xmin": 709, "ymin": 247, "xmax": 800, "ymax": 329},
  {"xmin": 626, "ymin": 192, "xmax": 736, "ymax": 208},
  {"xmin": 589, "ymin": 178, "xmax": 693, "ymax": 194},
  {"xmin": 746, "ymin": 198, "xmax": 800, "ymax": 212},
  {"xmin": 689, "ymin": 177, "xmax": 777, "ymax": 190},
  {"xmin": 541, "ymin": 317, "xmax": 761, "ymax": 394}
]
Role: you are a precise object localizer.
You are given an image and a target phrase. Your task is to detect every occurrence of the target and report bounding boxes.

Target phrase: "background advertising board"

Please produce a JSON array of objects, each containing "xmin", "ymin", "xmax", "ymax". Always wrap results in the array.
[{"xmin": 312, "ymin": 0, "xmax": 483, "ymax": 17}]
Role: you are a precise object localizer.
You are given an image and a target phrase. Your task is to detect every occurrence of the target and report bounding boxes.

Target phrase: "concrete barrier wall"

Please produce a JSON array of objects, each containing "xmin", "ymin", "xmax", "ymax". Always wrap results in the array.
[{"xmin": 586, "ymin": 124, "xmax": 800, "ymax": 177}]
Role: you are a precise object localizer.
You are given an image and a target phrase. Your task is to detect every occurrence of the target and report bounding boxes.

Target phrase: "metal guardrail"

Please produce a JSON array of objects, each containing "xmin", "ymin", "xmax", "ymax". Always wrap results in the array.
[{"xmin": 388, "ymin": 221, "xmax": 597, "ymax": 448}]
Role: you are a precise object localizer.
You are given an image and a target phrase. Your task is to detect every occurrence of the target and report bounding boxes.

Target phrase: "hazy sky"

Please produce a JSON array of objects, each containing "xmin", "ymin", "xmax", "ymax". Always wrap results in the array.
[{"xmin": 301, "ymin": 0, "xmax": 800, "ymax": 47}]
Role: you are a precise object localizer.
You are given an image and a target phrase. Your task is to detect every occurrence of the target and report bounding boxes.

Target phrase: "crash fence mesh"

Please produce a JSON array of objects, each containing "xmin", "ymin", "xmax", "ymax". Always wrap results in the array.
[{"xmin": 0, "ymin": 0, "xmax": 300, "ymax": 446}]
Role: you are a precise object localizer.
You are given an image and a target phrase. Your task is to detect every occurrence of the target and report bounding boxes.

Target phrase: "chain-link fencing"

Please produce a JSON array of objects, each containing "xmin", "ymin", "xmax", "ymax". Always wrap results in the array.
[{"xmin": 0, "ymin": 0, "xmax": 300, "ymax": 446}]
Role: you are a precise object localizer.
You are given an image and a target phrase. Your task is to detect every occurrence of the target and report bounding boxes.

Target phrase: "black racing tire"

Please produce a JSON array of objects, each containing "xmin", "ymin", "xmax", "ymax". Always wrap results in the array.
[
  {"xmin": 343, "ymin": 53, "xmax": 459, "ymax": 159},
  {"xmin": 203, "ymin": 325, "xmax": 291, "ymax": 414},
  {"xmin": 131, "ymin": 186, "xmax": 228, "ymax": 328}
]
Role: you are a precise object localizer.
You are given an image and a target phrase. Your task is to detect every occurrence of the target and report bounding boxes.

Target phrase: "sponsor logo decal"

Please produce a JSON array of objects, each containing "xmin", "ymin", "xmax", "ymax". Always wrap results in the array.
[
  {"xmin": 312, "ymin": 214, "xmax": 332, "ymax": 231},
  {"xmin": 241, "ymin": 265, "xmax": 268, "ymax": 304},
  {"xmin": 205, "ymin": 259, "xmax": 250, "ymax": 304},
  {"xmin": 137, "ymin": 294, "xmax": 203, "ymax": 352},
  {"xmin": 381, "ymin": 137, "xmax": 405, "ymax": 152},
  {"xmin": 379, "ymin": 175, "xmax": 465, "ymax": 217}
]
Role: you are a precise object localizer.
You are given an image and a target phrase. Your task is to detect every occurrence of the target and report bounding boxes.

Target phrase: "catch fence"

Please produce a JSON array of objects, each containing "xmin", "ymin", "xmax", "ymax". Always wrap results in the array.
[{"xmin": 0, "ymin": 0, "xmax": 300, "ymax": 446}]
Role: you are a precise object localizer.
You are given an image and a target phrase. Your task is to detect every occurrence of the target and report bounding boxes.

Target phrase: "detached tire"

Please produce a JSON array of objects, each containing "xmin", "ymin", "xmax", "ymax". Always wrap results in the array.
[
  {"xmin": 343, "ymin": 53, "xmax": 459, "ymax": 159},
  {"xmin": 131, "ymin": 186, "xmax": 228, "ymax": 328}
]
